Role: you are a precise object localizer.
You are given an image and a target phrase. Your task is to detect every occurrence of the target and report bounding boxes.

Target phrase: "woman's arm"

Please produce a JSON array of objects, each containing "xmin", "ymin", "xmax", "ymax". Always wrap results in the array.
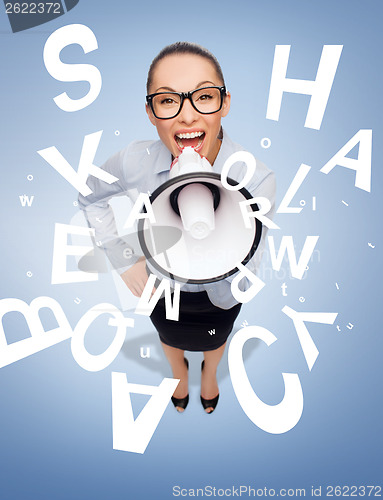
[{"xmin": 78, "ymin": 146, "xmax": 154, "ymax": 295}]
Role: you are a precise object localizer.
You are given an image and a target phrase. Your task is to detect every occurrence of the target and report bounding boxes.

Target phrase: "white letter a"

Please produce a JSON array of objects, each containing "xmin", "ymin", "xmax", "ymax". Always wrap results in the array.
[{"xmin": 111, "ymin": 372, "xmax": 179, "ymax": 454}]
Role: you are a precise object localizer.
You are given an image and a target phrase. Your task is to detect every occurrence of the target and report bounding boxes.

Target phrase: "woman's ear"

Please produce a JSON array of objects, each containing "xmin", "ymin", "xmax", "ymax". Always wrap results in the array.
[
  {"xmin": 146, "ymin": 103, "xmax": 156, "ymax": 126},
  {"xmin": 221, "ymin": 91, "xmax": 231, "ymax": 117}
]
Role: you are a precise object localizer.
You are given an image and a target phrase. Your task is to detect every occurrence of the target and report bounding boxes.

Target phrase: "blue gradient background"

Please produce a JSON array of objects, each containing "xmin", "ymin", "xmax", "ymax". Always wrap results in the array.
[{"xmin": 0, "ymin": 1, "xmax": 382, "ymax": 498}]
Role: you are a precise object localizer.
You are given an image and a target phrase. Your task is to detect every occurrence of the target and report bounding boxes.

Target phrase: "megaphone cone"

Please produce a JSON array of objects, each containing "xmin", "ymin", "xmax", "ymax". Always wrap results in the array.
[{"xmin": 138, "ymin": 148, "xmax": 262, "ymax": 284}]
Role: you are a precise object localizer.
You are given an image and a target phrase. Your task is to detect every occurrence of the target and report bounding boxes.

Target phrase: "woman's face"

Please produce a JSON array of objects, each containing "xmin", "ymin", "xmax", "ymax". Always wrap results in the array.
[{"xmin": 146, "ymin": 53, "xmax": 230, "ymax": 165}]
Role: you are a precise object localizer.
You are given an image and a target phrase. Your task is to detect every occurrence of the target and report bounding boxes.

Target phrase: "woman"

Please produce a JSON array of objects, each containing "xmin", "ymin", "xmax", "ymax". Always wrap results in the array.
[{"xmin": 79, "ymin": 42, "xmax": 275, "ymax": 414}]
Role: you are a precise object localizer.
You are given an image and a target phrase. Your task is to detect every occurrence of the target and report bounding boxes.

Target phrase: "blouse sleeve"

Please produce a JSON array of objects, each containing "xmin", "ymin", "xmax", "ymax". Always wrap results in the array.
[{"xmin": 77, "ymin": 146, "xmax": 142, "ymax": 274}]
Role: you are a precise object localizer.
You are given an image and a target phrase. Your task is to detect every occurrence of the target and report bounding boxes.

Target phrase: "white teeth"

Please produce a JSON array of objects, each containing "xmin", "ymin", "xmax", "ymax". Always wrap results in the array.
[{"xmin": 176, "ymin": 131, "xmax": 204, "ymax": 139}]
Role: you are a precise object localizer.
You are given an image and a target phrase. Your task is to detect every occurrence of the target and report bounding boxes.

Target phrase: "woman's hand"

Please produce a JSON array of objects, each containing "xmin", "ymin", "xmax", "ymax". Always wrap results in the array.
[{"xmin": 120, "ymin": 257, "xmax": 156, "ymax": 298}]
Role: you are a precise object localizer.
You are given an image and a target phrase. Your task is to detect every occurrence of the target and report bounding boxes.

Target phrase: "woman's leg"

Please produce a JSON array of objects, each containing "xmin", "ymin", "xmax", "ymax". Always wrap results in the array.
[
  {"xmin": 201, "ymin": 342, "xmax": 226, "ymax": 413},
  {"xmin": 160, "ymin": 341, "xmax": 189, "ymax": 412}
]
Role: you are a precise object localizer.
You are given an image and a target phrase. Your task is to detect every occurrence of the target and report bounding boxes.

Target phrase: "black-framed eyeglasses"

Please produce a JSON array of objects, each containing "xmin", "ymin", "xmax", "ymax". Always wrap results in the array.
[{"xmin": 146, "ymin": 86, "xmax": 227, "ymax": 120}]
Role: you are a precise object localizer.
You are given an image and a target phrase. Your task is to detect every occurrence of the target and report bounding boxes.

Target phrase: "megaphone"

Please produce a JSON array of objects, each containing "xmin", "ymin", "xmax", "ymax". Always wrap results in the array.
[{"xmin": 138, "ymin": 147, "xmax": 262, "ymax": 284}]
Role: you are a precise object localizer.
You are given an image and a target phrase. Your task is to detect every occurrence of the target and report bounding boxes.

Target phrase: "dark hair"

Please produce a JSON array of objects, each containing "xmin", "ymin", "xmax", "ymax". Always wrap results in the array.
[{"xmin": 146, "ymin": 41, "xmax": 225, "ymax": 93}]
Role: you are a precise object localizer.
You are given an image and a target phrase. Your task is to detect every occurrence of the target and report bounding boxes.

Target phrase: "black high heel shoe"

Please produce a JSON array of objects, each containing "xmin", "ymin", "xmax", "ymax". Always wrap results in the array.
[
  {"xmin": 171, "ymin": 357, "xmax": 189, "ymax": 412},
  {"xmin": 200, "ymin": 360, "xmax": 219, "ymax": 414}
]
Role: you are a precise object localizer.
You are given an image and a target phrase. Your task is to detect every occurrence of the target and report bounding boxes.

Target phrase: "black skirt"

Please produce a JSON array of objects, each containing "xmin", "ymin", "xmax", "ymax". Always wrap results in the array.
[{"xmin": 150, "ymin": 291, "xmax": 241, "ymax": 351}]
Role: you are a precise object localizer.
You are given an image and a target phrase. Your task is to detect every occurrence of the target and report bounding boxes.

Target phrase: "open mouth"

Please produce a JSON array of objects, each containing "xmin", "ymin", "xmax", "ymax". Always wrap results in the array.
[{"xmin": 175, "ymin": 131, "xmax": 205, "ymax": 151}]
